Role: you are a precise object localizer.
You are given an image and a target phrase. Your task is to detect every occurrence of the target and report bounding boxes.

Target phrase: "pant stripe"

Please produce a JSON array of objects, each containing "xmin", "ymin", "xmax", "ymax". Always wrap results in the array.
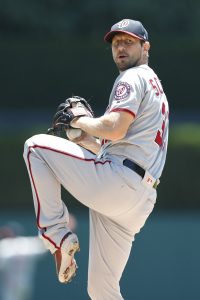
[
  {"xmin": 26, "ymin": 143, "xmax": 111, "ymax": 249},
  {"xmin": 27, "ymin": 146, "xmax": 60, "ymax": 250}
]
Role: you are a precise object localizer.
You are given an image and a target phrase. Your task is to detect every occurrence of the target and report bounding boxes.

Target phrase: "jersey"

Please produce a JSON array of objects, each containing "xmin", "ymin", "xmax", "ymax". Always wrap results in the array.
[{"xmin": 99, "ymin": 64, "xmax": 169, "ymax": 179}]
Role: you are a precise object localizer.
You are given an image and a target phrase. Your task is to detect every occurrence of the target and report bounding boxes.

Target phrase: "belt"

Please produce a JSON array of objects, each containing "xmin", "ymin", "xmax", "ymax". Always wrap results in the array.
[
  {"xmin": 123, "ymin": 159, "xmax": 158, "ymax": 189},
  {"xmin": 123, "ymin": 159, "xmax": 145, "ymax": 178}
]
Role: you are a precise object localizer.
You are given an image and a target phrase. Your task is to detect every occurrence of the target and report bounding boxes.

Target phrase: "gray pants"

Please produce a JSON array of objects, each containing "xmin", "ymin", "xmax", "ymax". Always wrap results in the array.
[{"xmin": 23, "ymin": 134, "xmax": 156, "ymax": 300}]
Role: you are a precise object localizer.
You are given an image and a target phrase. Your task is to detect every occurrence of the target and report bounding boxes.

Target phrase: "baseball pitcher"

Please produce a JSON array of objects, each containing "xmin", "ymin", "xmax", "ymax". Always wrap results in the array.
[{"xmin": 23, "ymin": 19, "xmax": 169, "ymax": 300}]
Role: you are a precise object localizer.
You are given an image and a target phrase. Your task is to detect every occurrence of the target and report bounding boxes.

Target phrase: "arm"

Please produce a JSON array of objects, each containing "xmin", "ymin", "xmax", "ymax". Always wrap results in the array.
[
  {"xmin": 77, "ymin": 135, "xmax": 101, "ymax": 154},
  {"xmin": 71, "ymin": 111, "xmax": 134, "ymax": 141}
]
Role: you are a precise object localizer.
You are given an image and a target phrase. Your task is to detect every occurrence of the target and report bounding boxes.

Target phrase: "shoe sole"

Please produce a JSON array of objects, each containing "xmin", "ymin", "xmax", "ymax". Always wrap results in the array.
[{"xmin": 58, "ymin": 239, "xmax": 80, "ymax": 283}]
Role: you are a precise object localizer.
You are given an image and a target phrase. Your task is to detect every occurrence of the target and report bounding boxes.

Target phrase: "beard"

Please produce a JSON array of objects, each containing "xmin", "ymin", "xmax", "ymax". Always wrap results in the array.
[{"xmin": 114, "ymin": 53, "xmax": 143, "ymax": 71}]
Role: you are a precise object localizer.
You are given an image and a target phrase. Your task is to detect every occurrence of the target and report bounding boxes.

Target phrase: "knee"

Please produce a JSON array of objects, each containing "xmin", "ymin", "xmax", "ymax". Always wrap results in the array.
[
  {"xmin": 23, "ymin": 136, "xmax": 33, "ymax": 161},
  {"xmin": 87, "ymin": 276, "xmax": 121, "ymax": 300},
  {"xmin": 23, "ymin": 134, "xmax": 43, "ymax": 161},
  {"xmin": 87, "ymin": 275, "xmax": 102, "ymax": 300},
  {"xmin": 87, "ymin": 278, "xmax": 100, "ymax": 300}
]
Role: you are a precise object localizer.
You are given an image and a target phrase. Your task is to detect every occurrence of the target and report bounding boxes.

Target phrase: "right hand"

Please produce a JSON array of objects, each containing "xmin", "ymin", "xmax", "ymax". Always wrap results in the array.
[{"xmin": 76, "ymin": 134, "xmax": 101, "ymax": 154}]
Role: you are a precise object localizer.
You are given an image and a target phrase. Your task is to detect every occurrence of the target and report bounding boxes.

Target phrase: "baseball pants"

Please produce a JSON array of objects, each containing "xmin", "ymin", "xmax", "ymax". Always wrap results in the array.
[{"xmin": 23, "ymin": 134, "xmax": 156, "ymax": 300}]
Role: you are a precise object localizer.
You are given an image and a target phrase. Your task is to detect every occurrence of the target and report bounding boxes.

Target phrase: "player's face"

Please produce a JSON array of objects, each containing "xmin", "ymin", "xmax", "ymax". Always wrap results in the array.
[{"xmin": 111, "ymin": 33, "xmax": 149, "ymax": 71}]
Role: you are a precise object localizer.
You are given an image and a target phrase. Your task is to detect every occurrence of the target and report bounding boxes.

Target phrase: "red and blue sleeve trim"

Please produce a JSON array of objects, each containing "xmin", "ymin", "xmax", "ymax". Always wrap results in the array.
[{"xmin": 109, "ymin": 108, "xmax": 136, "ymax": 118}]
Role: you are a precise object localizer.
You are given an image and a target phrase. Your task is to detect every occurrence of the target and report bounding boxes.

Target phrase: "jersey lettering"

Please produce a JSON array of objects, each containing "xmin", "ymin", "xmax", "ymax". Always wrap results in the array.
[{"xmin": 149, "ymin": 77, "xmax": 163, "ymax": 96}]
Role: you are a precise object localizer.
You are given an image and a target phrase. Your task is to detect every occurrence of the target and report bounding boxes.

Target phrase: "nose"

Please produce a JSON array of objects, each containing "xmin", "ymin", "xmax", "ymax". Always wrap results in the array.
[
  {"xmin": 118, "ymin": 44, "xmax": 125, "ymax": 51},
  {"xmin": 116, "ymin": 41, "xmax": 126, "ymax": 52}
]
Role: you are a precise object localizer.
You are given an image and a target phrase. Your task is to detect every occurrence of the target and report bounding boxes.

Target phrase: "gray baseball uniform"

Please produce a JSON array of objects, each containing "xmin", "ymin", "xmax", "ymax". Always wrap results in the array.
[
  {"xmin": 99, "ymin": 64, "xmax": 168, "ymax": 179},
  {"xmin": 23, "ymin": 63, "xmax": 169, "ymax": 299}
]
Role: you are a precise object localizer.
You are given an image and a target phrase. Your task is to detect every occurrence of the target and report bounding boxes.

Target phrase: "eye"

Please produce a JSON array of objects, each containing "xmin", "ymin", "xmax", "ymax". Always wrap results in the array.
[
  {"xmin": 112, "ymin": 38, "xmax": 134, "ymax": 48},
  {"xmin": 125, "ymin": 39, "xmax": 134, "ymax": 45},
  {"xmin": 112, "ymin": 40, "xmax": 119, "ymax": 48}
]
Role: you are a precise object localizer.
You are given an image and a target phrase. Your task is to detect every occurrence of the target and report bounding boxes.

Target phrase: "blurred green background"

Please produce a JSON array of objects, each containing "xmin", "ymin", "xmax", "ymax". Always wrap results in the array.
[{"xmin": 0, "ymin": 0, "xmax": 200, "ymax": 299}]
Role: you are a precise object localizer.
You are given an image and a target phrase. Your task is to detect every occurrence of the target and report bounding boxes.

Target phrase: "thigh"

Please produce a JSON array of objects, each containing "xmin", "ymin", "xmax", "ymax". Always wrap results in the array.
[
  {"xmin": 113, "ymin": 187, "xmax": 157, "ymax": 237},
  {"xmin": 26, "ymin": 134, "xmax": 143, "ymax": 217}
]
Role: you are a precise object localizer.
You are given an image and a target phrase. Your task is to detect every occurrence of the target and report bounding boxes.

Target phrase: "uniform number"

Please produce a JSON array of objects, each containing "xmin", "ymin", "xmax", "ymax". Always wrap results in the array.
[
  {"xmin": 155, "ymin": 102, "xmax": 168, "ymax": 147},
  {"xmin": 149, "ymin": 77, "xmax": 167, "ymax": 147}
]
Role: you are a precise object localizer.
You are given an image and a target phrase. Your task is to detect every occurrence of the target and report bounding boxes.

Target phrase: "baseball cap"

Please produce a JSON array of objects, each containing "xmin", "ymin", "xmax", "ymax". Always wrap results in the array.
[{"xmin": 104, "ymin": 19, "xmax": 148, "ymax": 43}]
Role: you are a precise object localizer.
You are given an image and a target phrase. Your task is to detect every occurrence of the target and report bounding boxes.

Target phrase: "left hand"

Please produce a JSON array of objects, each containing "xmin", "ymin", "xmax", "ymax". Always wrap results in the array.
[{"xmin": 47, "ymin": 96, "xmax": 94, "ymax": 136}]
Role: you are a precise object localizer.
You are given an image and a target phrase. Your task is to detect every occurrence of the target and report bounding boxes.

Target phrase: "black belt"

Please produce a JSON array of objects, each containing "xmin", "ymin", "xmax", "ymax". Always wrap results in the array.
[
  {"xmin": 123, "ymin": 159, "xmax": 145, "ymax": 178},
  {"xmin": 123, "ymin": 159, "xmax": 158, "ymax": 189}
]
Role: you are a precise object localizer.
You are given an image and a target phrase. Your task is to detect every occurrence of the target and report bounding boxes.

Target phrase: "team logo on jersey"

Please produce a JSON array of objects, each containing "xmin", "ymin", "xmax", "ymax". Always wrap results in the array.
[
  {"xmin": 117, "ymin": 19, "xmax": 129, "ymax": 29},
  {"xmin": 114, "ymin": 82, "xmax": 131, "ymax": 100}
]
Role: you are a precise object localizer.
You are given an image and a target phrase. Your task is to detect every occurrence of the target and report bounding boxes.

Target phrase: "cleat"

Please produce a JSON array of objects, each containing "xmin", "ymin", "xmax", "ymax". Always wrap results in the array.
[{"xmin": 54, "ymin": 233, "xmax": 80, "ymax": 283}]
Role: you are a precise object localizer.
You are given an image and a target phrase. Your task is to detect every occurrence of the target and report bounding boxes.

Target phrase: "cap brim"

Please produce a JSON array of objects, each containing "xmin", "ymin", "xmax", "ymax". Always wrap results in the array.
[{"xmin": 104, "ymin": 30, "xmax": 145, "ymax": 43}]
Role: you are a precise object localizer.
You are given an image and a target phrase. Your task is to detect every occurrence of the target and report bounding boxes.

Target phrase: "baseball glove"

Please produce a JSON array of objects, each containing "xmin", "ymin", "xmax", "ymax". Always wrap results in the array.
[{"xmin": 47, "ymin": 96, "xmax": 94, "ymax": 136}]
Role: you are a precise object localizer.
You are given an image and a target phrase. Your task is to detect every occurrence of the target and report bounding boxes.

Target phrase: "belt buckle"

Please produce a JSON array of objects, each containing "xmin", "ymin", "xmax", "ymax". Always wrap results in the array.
[{"xmin": 153, "ymin": 179, "xmax": 160, "ymax": 189}]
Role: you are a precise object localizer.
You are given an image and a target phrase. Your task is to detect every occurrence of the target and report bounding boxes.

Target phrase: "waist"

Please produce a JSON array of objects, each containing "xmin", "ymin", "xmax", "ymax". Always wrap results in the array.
[
  {"xmin": 123, "ymin": 159, "xmax": 159, "ymax": 189},
  {"xmin": 123, "ymin": 159, "xmax": 145, "ymax": 177}
]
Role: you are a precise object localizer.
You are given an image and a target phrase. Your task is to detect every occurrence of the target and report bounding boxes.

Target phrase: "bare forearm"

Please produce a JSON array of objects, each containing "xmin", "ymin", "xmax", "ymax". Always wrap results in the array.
[
  {"xmin": 76, "ymin": 117, "xmax": 111, "ymax": 139},
  {"xmin": 71, "ymin": 113, "xmax": 129, "ymax": 141},
  {"xmin": 78, "ymin": 136, "xmax": 101, "ymax": 154}
]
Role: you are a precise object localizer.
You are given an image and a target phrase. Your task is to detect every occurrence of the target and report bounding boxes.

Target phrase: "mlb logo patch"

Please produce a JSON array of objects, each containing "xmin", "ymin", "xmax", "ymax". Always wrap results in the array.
[{"xmin": 147, "ymin": 177, "xmax": 153, "ymax": 184}]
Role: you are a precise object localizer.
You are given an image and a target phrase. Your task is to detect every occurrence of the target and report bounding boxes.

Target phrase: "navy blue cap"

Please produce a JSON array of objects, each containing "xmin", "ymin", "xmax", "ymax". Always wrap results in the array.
[{"xmin": 104, "ymin": 19, "xmax": 148, "ymax": 43}]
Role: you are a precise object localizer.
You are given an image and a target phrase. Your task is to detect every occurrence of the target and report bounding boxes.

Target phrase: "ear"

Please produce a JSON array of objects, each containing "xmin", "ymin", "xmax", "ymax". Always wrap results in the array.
[{"xmin": 144, "ymin": 41, "xmax": 150, "ymax": 51}]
